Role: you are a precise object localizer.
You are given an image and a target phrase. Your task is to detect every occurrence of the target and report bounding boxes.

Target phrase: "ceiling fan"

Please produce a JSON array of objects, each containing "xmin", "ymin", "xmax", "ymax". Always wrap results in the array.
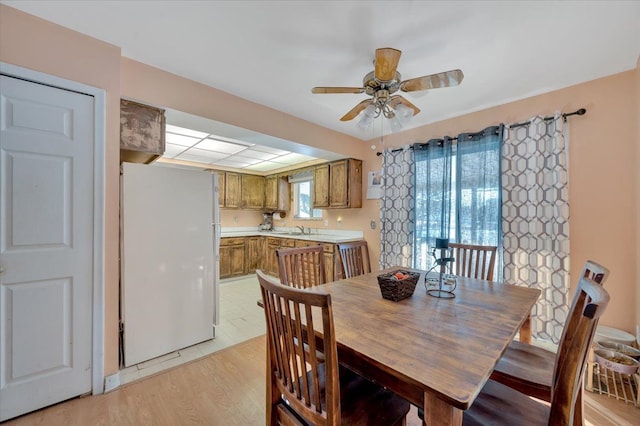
[{"xmin": 311, "ymin": 48, "xmax": 463, "ymax": 129}]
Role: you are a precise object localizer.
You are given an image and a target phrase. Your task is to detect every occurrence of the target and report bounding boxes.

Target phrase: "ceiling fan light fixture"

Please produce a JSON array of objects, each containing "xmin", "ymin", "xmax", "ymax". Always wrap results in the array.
[
  {"xmin": 357, "ymin": 104, "xmax": 377, "ymax": 130},
  {"xmin": 394, "ymin": 103, "xmax": 414, "ymax": 126},
  {"xmin": 389, "ymin": 114, "xmax": 403, "ymax": 133}
]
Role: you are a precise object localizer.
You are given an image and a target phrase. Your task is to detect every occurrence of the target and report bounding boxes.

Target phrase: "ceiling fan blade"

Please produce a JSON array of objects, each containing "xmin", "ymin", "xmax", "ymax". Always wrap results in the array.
[
  {"xmin": 340, "ymin": 99, "xmax": 373, "ymax": 121},
  {"xmin": 311, "ymin": 86, "xmax": 365, "ymax": 94},
  {"xmin": 399, "ymin": 69, "xmax": 464, "ymax": 92},
  {"xmin": 374, "ymin": 48, "xmax": 402, "ymax": 81},
  {"xmin": 389, "ymin": 95, "xmax": 421, "ymax": 116}
]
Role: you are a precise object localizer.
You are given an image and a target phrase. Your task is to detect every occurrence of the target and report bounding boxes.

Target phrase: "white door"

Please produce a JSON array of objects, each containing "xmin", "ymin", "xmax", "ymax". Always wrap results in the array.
[{"xmin": 0, "ymin": 75, "xmax": 94, "ymax": 421}]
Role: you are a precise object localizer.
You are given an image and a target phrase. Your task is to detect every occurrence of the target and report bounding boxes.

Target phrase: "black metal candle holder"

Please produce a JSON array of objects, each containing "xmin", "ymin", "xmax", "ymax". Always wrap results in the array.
[{"xmin": 426, "ymin": 238, "xmax": 456, "ymax": 299}]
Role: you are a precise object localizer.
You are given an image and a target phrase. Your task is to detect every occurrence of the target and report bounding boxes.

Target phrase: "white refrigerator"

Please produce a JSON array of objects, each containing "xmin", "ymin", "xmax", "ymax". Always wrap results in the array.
[{"xmin": 121, "ymin": 163, "xmax": 220, "ymax": 367}]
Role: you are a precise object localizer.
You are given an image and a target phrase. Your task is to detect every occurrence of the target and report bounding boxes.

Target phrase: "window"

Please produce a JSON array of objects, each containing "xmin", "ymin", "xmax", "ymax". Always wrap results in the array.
[
  {"xmin": 413, "ymin": 127, "xmax": 503, "ymax": 272},
  {"xmin": 290, "ymin": 172, "xmax": 322, "ymax": 219}
]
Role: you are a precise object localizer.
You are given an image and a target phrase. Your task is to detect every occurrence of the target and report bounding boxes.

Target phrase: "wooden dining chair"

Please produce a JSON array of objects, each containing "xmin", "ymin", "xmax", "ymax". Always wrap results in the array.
[
  {"xmin": 448, "ymin": 243, "xmax": 497, "ymax": 281},
  {"xmin": 463, "ymin": 274, "xmax": 609, "ymax": 425},
  {"xmin": 277, "ymin": 245, "xmax": 326, "ymax": 289},
  {"xmin": 257, "ymin": 270, "xmax": 410, "ymax": 426},
  {"xmin": 489, "ymin": 260, "xmax": 609, "ymax": 420},
  {"xmin": 337, "ymin": 240, "xmax": 372, "ymax": 279}
]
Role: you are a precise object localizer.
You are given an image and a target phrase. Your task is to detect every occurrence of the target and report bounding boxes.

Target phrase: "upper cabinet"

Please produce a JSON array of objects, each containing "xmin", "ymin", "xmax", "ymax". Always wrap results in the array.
[
  {"xmin": 219, "ymin": 172, "xmax": 264, "ymax": 210},
  {"xmin": 215, "ymin": 171, "xmax": 225, "ymax": 207},
  {"xmin": 240, "ymin": 174, "xmax": 265, "ymax": 209},
  {"xmin": 265, "ymin": 174, "xmax": 290, "ymax": 212},
  {"xmin": 214, "ymin": 159, "xmax": 361, "ymax": 211},
  {"xmin": 314, "ymin": 159, "xmax": 362, "ymax": 209},
  {"xmin": 313, "ymin": 164, "xmax": 330, "ymax": 208},
  {"xmin": 119, "ymin": 99, "xmax": 166, "ymax": 164},
  {"xmin": 329, "ymin": 159, "xmax": 362, "ymax": 208},
  {"xmin": 224, "ymin": 172, "xmax": 241, "ymax": 208}
]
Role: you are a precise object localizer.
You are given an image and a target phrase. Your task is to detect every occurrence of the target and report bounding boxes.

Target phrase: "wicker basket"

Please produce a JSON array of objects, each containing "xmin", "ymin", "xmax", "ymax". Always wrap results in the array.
[{"xmin": 377, "ymin": 270, "xmax": 420, "ymax": 302}]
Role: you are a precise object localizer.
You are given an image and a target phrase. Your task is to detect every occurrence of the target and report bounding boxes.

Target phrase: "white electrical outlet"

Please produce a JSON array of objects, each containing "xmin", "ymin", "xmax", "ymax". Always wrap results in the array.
[{"xmin": 324, "ymin": 219, "xmax": 329, "ymax": 227}]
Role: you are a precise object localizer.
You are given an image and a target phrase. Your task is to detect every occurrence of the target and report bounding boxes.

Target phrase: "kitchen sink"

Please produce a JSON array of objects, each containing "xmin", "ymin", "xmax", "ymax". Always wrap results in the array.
[{"xmin": 268, "ymin": 230, "xmax": 303, "ymax": 235}]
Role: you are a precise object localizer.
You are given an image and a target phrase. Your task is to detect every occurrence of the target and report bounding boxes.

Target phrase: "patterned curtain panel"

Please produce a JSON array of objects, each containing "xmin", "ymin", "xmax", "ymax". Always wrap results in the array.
[
  {"xmin": 380, "ymin": 146, "xmax": 415, "ymax": 269},
  {"xmin": 502, "ymin": 114, "xmax": 569, "ymax": 343}
]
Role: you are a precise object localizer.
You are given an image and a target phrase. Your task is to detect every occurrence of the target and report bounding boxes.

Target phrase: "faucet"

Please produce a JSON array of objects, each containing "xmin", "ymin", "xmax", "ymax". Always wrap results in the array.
[{"xmin": 296, "ymin": 225, "xmax": 305, "ymax": 234}]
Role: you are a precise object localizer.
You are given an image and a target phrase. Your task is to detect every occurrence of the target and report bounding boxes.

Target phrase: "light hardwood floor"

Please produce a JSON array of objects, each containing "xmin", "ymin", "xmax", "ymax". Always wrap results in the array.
[{"xmin": 4, "ymin": 335, "xmax": 638, "ymax": 425}]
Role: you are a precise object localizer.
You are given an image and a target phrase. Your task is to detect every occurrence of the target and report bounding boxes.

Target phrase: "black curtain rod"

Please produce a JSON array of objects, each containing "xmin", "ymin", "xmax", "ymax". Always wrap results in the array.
[
  {"xmin": 509, "ymin": 108, "xmax": 586, "ymax": 129},
  {"xmin": 375, "ymin": 108, "xmax": 586, "ymax": 156}
]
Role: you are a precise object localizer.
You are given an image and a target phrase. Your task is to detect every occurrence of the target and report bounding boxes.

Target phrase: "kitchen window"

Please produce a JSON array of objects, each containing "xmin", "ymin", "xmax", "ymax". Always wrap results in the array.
[{"xmin": 289, "ymin": 172, "xmax": 322, "ymax": 219}]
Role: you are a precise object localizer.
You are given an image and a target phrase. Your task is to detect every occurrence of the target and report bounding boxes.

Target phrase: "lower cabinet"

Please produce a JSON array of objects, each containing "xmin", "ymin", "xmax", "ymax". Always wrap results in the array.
[
  {"xmin": 221, "ymin": 235, "xmax": 358, "ymax": 281},
  {"xmin": 220, "ymin": 237, "xmax": 246, "ymax": 279},
  {"xmin": 245, "ymin": 236, "xmax": 263, "ymax": 274},
  {"xmin": 262, "ymin": 237, "xmax": 296, "ymax": 277}
]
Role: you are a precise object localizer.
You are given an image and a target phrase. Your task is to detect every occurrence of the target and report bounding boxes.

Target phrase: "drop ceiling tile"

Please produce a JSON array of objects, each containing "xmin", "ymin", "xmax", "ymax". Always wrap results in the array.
[
  {"xmin": 244, "ymin": 161, "xmax": 286, "ymax": 172},
  {"xmin": 272, "ymin": 152, "xmax": 316, "ymax": 164},
  {"xmin": 163, "ymin": 143, "xmax": 187, "ymax": 158},
  {"xmin": 227, "ymin": 155, "xmax": 264, "ymax": 165},
  {"xmin": 175, "ymin": 152, "xmax": 221, "ymax": 164},
  {"xmin": 174, "ymin": 149, "xmax": 229, "ymax": 165},
  {"xmin": 250, "ymin": 145, "xmax": 290, "ymax": 155},
  {"xmin": 166, "ymin": 124, "xmax": 208, "ymax": 139},
  {"xmin": 236, "ymin": 148, "xmax": 280, "ymax": 161},
  {"xmin": 166, "ymin": 132, "xmax": 202, "ymax": 147},
  {"xmin": 212, "ymin": 158, "xmax": 256, "ymax": 168},
  {"xmin": 194, "ymin": 138, "xmax": 248, "ymax": 154}
]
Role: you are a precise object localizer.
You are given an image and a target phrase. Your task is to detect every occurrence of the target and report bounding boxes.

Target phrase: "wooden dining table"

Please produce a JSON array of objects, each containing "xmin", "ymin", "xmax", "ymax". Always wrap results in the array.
[{"xmin": 305, "ymin": 267, "xmax": 541, "ymax": 426}]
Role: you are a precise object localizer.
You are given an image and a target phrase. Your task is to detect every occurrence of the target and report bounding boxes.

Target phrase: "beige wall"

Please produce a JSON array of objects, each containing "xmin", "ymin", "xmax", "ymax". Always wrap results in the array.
[
  {"xmin": 636, "ymin": 55, "xmax": 640, "ymax": 339},
  {"xmin": 353, "ymin": 69, "xmax": 639, "ymax": 334},
  {"xmin": 0, "ymin": 5, "xmax": 122, "ymax": 375}
]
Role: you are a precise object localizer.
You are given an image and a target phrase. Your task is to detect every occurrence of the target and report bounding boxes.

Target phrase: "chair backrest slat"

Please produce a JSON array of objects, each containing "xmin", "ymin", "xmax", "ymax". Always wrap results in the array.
[
  {"xmin": 277, "ymin": 245, "xmax": 326, "ymax": 288},
  {"xmin": 258, "ymin": 270, "xmax": 340, "ymax": 425},
  {"xmin": 449, "ymin": 243, "xmax": 497, "ymax": 281},
  {"xmin": 337, "ymin": 240, "xmax": 371, "ymax": 279},
  {"xmin": 549, "ymin": 276, "xmax": 610, "ymax": 425}
]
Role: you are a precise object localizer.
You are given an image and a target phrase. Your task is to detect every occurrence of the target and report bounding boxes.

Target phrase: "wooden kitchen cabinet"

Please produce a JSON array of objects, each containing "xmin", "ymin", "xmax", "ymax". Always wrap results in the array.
[
  {"xmin": 215, "ymin": 171, "xmax": 225, "ymax": 207},
  {"xmin": 245, "ymin": 236, "xmax": 263, "ymax": 274},
  {"xmin": 264, "ymin": 237, "xmax": 281, "ymax": 277},
  {"xmin": 292, "ymin": 239, "xmax": 345, "ymax": 282},
  {"xmin": 220, "ymin": 237, "xmax": 245, "ymax": 279},
  {"xmin": 264, "ymin": 237, "xmax": 296, "ymax": 278},
  {"xmin": 313, "ymin": 159, "xmax": 362, "ymax": 209},
  {"xmin": 329, "ymin": 158, "xmax": 362, "ymax": 208},
  {"xmin": 313, "ymin": 164, "xmax": 330, "ymax": 208},
  {"xmin": 224, "ymin": 172, "xmax": 241, "ymax": 208},
  {"xmin": 240, "ymin": 174, "xmax": 265, "ymax": 210},
  {"xmin": 265, "ymin": 174, "xmax": 290, "ymax": 211}
]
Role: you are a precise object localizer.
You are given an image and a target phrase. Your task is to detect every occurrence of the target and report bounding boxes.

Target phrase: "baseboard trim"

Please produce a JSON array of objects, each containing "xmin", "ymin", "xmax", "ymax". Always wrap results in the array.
[{"xmin": 104, "ymin": 372, "xmax": 121, "ymax": 393}]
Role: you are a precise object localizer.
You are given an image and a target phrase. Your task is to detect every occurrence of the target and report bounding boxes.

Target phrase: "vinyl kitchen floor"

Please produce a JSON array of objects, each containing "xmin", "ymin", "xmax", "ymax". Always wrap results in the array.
[{"xmin": 119, "ymin": 274, "xmax": 265, "ymax": 386}]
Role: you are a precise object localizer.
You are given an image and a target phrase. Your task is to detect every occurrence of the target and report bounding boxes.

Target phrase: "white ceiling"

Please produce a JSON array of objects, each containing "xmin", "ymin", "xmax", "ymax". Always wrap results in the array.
[{"xmin": 5, "ymin": 1, "xmax": 639, "ymax": 146}]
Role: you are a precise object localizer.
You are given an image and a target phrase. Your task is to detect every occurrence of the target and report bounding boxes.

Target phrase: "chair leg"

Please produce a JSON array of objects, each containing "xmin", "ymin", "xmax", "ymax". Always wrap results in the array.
[
  {"xmin": 519, "ymin": 314, "xmax": 532, "ymax": 343},
  {"xmin": 573, "ymin": 387, "xmax": 584, "ymax": 426},
  {"xmin": 266, "ymin": 344, "xmax": 279, "ymax": 426}
]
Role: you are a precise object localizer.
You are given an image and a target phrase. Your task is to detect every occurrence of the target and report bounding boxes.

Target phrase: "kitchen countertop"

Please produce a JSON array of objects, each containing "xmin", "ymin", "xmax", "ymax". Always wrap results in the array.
[{"xmin": 221, "ymin": 227, "xmax": 364, "ymax": 243}]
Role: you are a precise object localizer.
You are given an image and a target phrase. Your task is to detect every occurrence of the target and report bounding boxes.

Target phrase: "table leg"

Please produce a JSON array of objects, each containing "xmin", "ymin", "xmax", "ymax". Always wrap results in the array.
[
  {"xmin": 424, "ymin": 393, "xmax": 463, "ymax": 426},
  {"xmin": 519, "ymin": 314, "xmax": 531, "ymax": 344}
]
